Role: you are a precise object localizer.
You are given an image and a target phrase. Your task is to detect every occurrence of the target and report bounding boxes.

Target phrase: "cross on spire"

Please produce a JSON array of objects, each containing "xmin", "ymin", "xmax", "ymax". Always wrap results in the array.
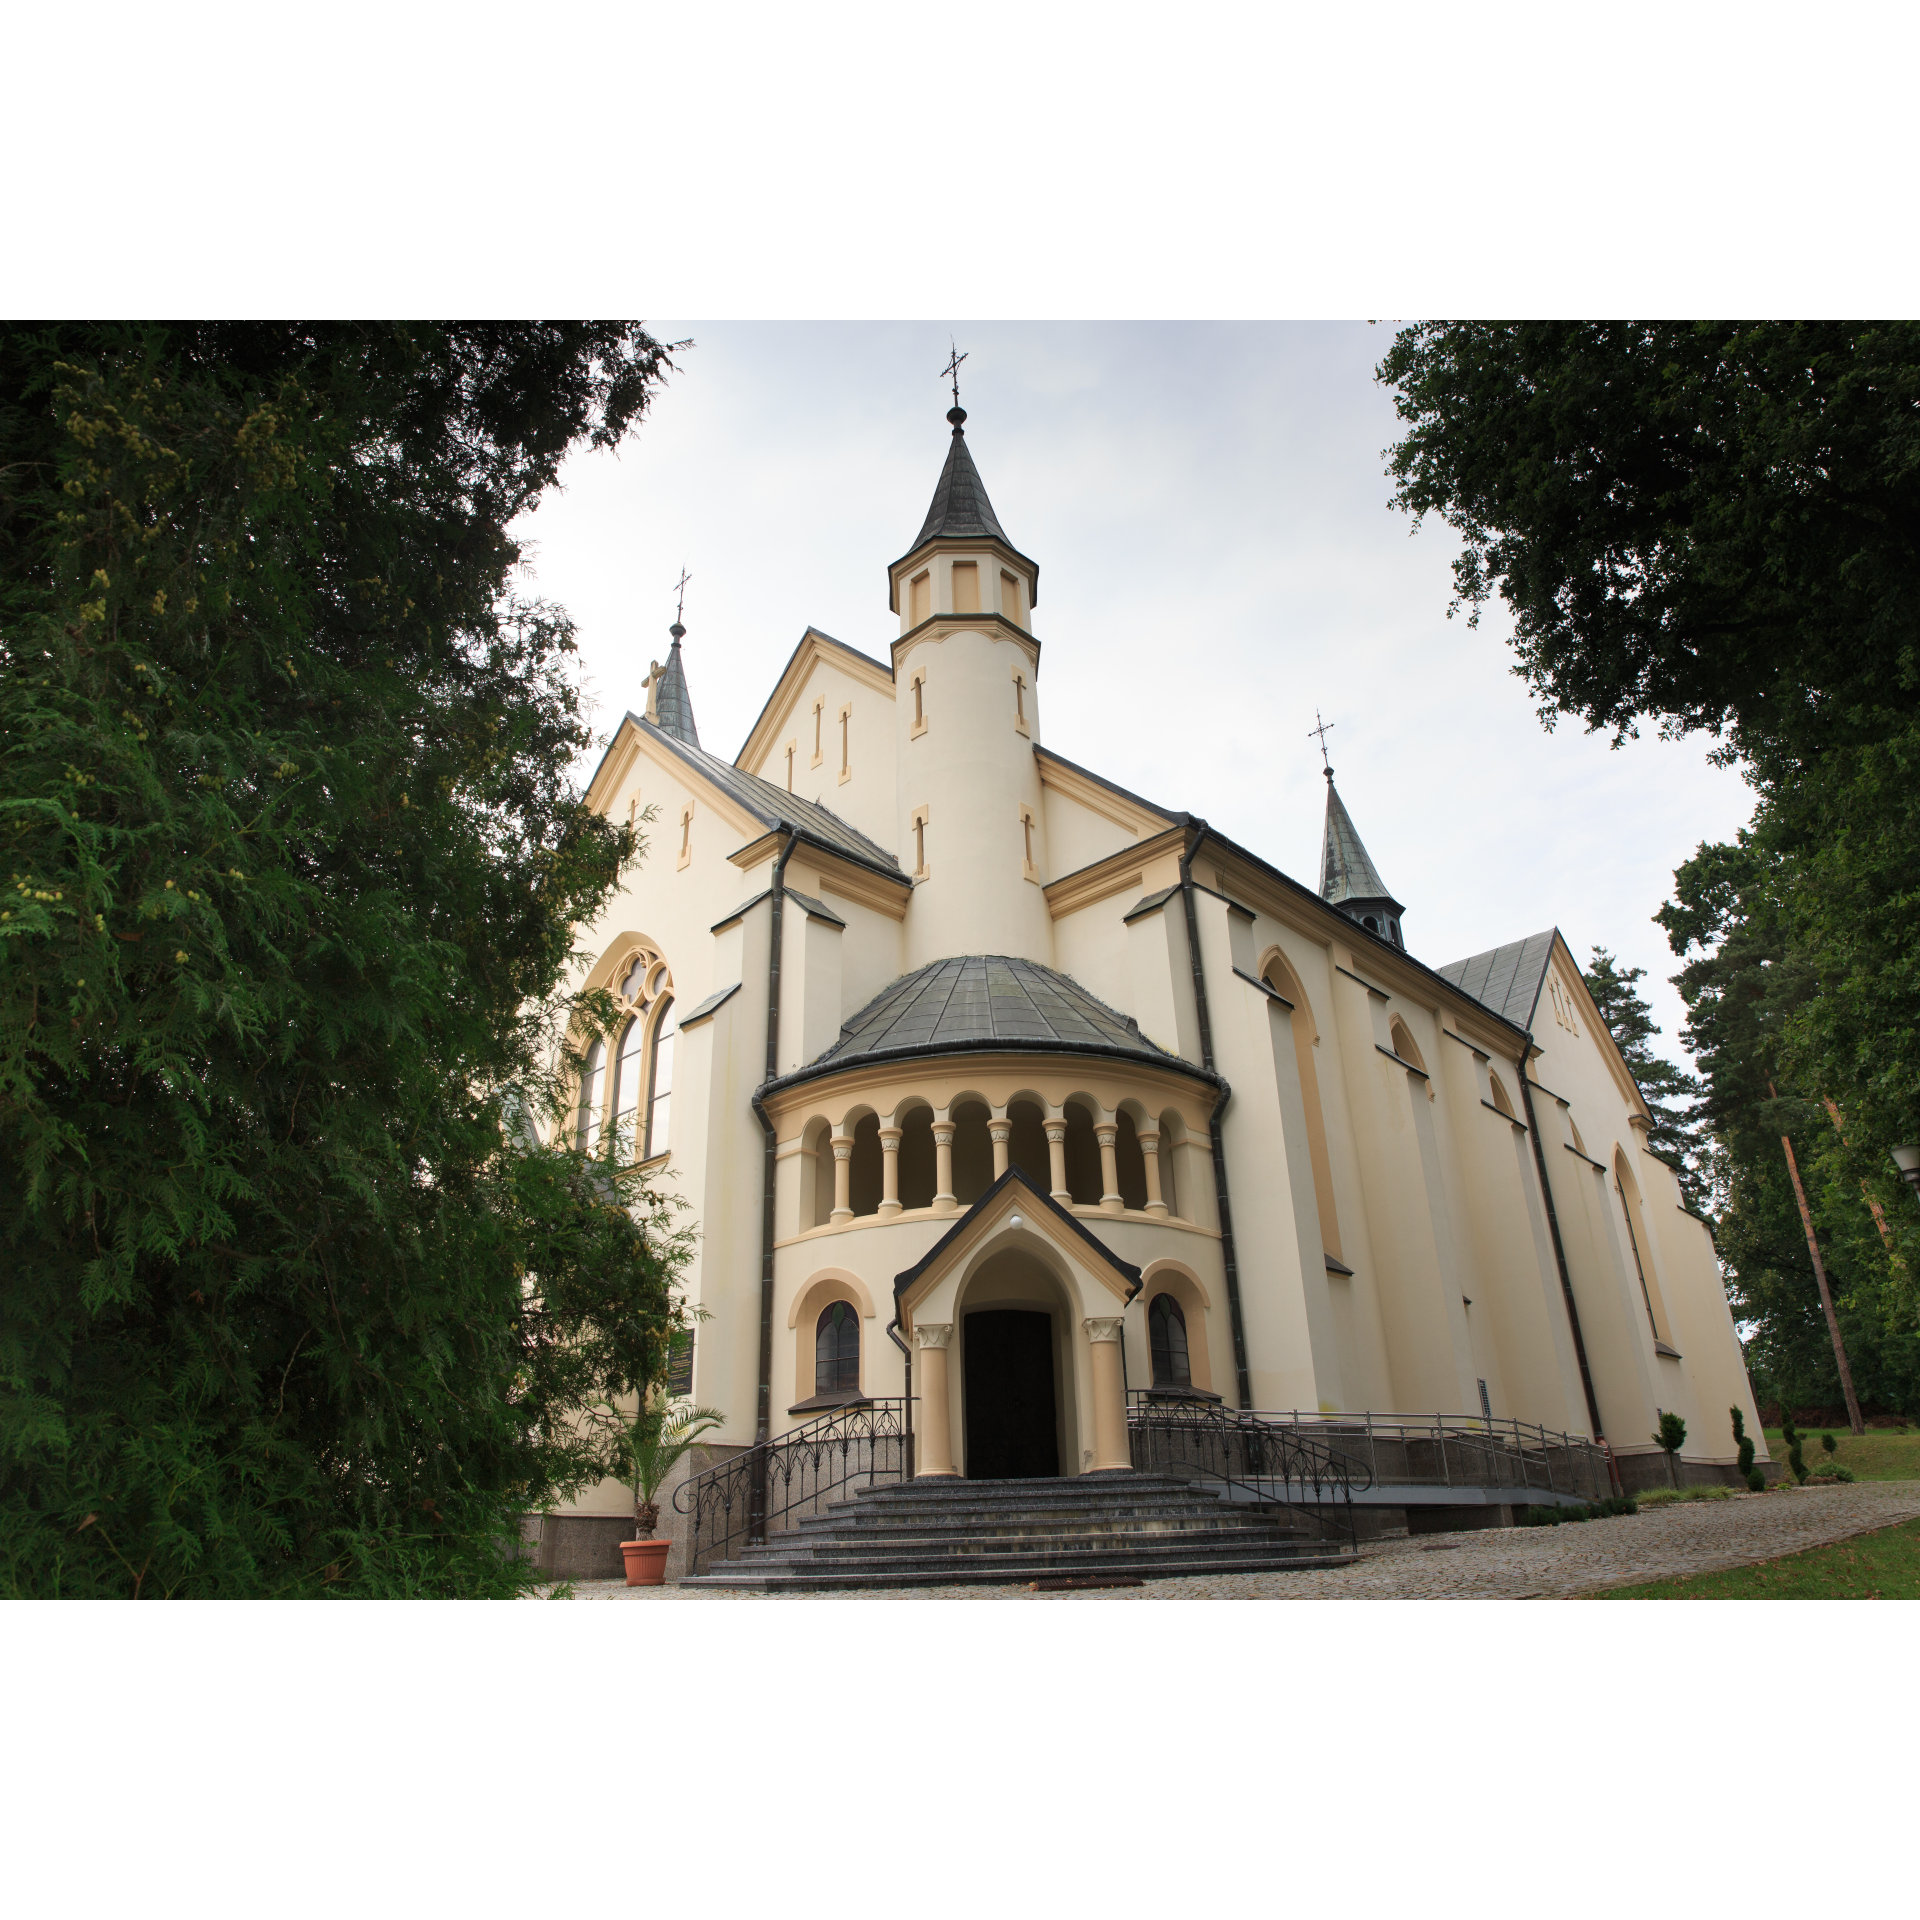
[
  {"xmin": 1309, "ymin": 708, "xmax": 1336, "ymax": 777},
  {"xmin": 941, "ymin": 339, "xmax": 968, "ymax": 409},
  {"xmin": 672, "ymin": 566, "xmax": 692, "ymax": 629}
]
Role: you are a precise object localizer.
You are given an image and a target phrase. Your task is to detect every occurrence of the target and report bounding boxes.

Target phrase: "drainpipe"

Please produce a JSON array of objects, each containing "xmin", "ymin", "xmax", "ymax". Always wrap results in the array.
[
  {"xmin": 1178, "ymin": 823, "xmax": 1253, "ymax": 1411},
  {"xmin": 1518, "ymin": 1057, "xmax": 1604, "ymax": 1441},
  {"xmin": 748, "ymin": 829, "xmax": 799, "ymax": 1541}
]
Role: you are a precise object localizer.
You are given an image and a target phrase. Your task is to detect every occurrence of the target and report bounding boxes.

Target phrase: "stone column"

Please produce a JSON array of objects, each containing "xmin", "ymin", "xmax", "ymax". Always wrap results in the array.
[
  {"xmin": 932, "ymin": 1120, "xmax": 957, "ymax": 1213},
  {"xmin": 1045, "ymin": 1119, "xmax": 1070, "ymax": 1204},
  {"xmin": 1084, "ymin": 1317, "xmax": 1131, "ymax": 1472},
  {"xmin": 914, "ymin": 1324, "xmax": 957, "ymax": 1476},
  {"xmin": 878, "ymin": 1126, "xmax": 903, "ymax": 1215},
  {"xmin": 989, "ymin": 1118, "xmax": 1011, "ymax": 1180},
  {"xmin": 830, "ymin": 1133, "xmax": 853, "ymax": 1225},
  {"xmin": 1140, "ymin": 1128, "xmax": 1168, "ymax": 1216},
  {"xmin": 1096, "ymin": 1122, "xmax": 1124, "ymax": 1214}
]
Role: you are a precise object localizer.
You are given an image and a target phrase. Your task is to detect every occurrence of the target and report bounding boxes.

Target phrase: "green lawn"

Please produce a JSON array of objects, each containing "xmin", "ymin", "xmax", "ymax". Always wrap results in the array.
[
  {"xmin": 1597, "ymin": 1516, "xmax": 1920, "ymax": 1599},
  {"xmin": 1761, "ymin": 1426, "xmax": 1920, "ymax": 1481}
]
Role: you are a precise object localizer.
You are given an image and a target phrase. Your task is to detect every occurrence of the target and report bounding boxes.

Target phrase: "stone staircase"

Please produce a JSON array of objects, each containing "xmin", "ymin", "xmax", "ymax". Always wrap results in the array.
[{"xmin": 679, "ymin": 1472, "xmax": 1354, "ymax": 1590}]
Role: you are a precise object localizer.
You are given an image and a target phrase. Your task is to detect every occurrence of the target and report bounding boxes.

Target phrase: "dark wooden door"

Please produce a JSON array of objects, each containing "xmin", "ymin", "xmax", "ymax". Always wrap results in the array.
[{"xmin": 963, "ymin": 1310, "xmax": 1059, "ymax": 1479}]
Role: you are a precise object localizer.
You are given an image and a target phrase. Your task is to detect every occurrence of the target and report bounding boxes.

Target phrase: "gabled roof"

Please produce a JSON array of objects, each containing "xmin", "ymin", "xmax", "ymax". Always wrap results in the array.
[
  {"xmin": 626, "ymin": 713, "xmax": 904, "ymax": 880},
  {"xmin": 1434, "ymin": 929, "xmax": 1557, "ymax": 1031},
  {"xmin": 892, "ymin": 1164, "xmax": 1144, "ymax": 1322},
  {"xmin": 1319, "ymin": 776, "xmax": 1399, "ymax": 909},
  {"xmin": 766, "ymin": 953, "xmax": 1215, "ymax": 1091}
]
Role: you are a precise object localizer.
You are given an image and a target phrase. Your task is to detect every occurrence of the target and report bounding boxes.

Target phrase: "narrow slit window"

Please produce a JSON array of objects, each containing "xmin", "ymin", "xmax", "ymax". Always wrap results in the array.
[
  {"xmin": 1012, "ymin": 669, "xmax": 1027, "ymax": 732},
  {"xmin": 811, "ymin": 699, "xmax": 824, "ymax": 766},
  {"xmin": 839, "ymin": 704, "xmax": 851, "ymax": 781}
]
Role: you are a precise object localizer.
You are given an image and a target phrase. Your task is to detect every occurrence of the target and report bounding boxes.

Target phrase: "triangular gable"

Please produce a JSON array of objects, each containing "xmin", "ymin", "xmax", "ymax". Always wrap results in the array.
[
  {"xmin": 891, "ymin": 1165, "xmax": 1143, "ymax": 1326},
  {"xmin": 736, "ymin": 627, "xmax": 895, "ymax": 778}
]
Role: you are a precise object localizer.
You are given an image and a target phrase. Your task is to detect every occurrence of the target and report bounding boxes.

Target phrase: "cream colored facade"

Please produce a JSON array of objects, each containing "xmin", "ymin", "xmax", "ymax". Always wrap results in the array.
[{"xmin": 552, "ymin": 408, "xmax": 1762, "ymax": 1530}]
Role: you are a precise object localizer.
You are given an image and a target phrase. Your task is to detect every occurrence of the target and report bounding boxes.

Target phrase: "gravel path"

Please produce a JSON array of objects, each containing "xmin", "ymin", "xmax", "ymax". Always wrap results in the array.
[{"xmin": 543, "ymin": 1483, "xmax": 1920, "ymax": 1600}]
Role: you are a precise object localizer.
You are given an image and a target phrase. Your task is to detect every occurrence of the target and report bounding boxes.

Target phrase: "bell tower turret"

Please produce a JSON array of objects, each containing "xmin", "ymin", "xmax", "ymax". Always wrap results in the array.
[{"xmin": 887, "ymin": 385, "xmax": 1052, "ymax": 971}]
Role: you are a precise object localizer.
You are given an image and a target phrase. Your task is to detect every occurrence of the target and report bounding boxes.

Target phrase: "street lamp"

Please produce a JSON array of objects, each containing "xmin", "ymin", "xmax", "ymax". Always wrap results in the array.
[{"xmin": 1891, "ymin": 1145, "xmax": 1920, "ymax": 1203}]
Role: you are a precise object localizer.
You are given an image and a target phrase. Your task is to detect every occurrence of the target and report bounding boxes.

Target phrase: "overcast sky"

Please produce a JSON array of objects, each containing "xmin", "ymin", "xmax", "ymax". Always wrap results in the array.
[{"xmin": 510, "ymin": 321, "xmax": 1754, "ymax": 1076}]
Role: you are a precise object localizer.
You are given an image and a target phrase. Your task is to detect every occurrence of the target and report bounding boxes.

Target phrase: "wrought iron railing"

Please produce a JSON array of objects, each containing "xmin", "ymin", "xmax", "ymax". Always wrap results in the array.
[
  {"xmin": 1126, "ymin": 1393, "xmax": 1367, "ymax": 1552},
  {"xmin": 1168, "ymin": 1405, "xmax": 1616, "ymax": 1505},
  {"xmin": 672, "ymin": 1399, "xmax": 913, "ymax": 1578}
]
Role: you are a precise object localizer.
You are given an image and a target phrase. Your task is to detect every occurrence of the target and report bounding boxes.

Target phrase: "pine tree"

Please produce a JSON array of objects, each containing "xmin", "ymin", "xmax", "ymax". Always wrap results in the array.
[
  {"xmin": 1581, "ymin": 946, "xmax": 1708, "ymax": 1211},
  {"xmin": 1, "ymin": 324, "xmax": 689, "ymax": 1596}
]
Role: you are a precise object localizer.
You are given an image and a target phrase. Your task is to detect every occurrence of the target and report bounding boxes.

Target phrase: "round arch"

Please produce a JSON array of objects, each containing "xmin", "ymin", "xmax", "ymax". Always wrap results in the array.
[
  {"xmin": 790, "ymin": 1269, "xmax": 877, "ymax": 1407},
  {"xmin": 1139, "ymin": 1259, "xmax": 1214, "ymax": 1394}
]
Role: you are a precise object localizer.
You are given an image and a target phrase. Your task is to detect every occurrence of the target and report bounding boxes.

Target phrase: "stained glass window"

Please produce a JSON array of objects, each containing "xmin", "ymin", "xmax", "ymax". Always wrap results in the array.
[{"xmin": 815, "ymin": 1300, "xmax": 859, "ymax": 1396}]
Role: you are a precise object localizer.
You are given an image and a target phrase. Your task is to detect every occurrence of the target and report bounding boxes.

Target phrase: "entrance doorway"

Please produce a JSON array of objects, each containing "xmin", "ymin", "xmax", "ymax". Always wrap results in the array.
[{"xmin": 963, "ymin": 1309, "xmax": 1059, "ymax": 1479}]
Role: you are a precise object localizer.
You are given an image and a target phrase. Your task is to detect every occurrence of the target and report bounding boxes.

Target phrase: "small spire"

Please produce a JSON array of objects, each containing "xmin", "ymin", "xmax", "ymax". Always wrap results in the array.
[
  {"xmin": 1319, "ymin": 764, "xmax": 1405, "ymax": 948},
  {"xmin": 646, "ymin": 571, "xmax": 700, "ymax": 747}
]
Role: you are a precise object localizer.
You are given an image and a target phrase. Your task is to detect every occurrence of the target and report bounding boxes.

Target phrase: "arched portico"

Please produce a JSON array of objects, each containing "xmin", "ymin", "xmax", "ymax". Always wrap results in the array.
[{"xmin": 893, "ymin": 1167, "xmax": 1140, "ymax": 1480}]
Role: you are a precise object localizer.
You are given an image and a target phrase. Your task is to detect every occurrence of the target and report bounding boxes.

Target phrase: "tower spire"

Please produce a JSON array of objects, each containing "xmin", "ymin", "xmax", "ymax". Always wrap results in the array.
[{"xmin": 1318, "ymin": 752, "xmax": 1405, "ymax": 949}]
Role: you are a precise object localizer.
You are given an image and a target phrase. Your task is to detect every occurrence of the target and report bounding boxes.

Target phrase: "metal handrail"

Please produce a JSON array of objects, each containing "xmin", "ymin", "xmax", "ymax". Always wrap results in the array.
[
  {"xmin": 672, "ymin": 1397, "xmax": 914, "ymax": 1576},
  {"xmin": 1126, "ymin": 1394, "xmax": 1365, "ymax": 1552},
  {"xmin": 1213, "ymin": 1406, "xmax": 1614, "ymax": 1504}
]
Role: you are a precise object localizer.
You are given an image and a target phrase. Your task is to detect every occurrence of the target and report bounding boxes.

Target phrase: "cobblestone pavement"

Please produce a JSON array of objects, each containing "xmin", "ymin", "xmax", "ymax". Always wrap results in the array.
[{"xmin": 542, "ymin": 1482, "xmax": 1920, "ymax": 1601}]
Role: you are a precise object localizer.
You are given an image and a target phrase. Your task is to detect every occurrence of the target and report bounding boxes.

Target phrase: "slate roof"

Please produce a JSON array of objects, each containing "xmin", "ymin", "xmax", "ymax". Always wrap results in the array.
[
  {"xmin": 632, "ymin": 714, "xmax": 904, "ymax": 880},
  {"xmin": 1435, "ymin": 929, "xmax": 1558, "ymax": 1031},
  {"xmin": 1319, "ymin": 776, "xmax": 1400, "ymax": 909},
  {"xmin": 654, "ymin": 635, "xmax": 698, "ymax": 747},
  {"xmin": 912, "ymin": 422, "xmax": 1010, "ymax": 549},
  {"xmin": 780, "ymin": 954, "xmax": 1207, "ymax": 1086}
]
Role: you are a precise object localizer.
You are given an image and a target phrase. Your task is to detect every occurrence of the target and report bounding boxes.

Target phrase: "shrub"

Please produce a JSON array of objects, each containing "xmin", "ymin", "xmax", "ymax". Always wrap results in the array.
[
  {"xmin": 1781, "ymin": 1413, "xmax": 1809, "ymax": 1485},
  {"xmin": 1747, "ymin": 1469, "xmax": 1767, "ymax": 1492},
  {"xmin": 1732, "ymin": 1406, "xmax": 1756, "ymax": 1479},
  {"xmin": 1821, "ymin": 1432, "xmax": 1837, "ymax": 1454}
]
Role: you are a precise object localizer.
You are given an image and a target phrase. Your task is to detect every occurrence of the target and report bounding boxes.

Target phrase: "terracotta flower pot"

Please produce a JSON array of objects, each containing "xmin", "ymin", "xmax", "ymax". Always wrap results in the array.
[{"xmin": 619, "ymin": 1538, "xmax": 670, "ymax": 1586}]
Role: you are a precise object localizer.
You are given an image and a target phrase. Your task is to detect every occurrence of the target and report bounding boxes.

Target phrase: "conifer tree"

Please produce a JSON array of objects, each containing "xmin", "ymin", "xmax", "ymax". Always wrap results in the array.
[
  {"xmin": 1, "ymin": 324, "xmax": 687, "ymax": 1596},
  {"xmin": 1581, "ymin": 946, "xmax": 1707, "ymax": 1209}
]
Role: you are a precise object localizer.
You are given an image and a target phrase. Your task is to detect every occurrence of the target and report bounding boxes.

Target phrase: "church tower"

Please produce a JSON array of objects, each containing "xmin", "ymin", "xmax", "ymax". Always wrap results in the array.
[
  {"xmin": 1319, "ymin": 766, "xmax": 1406, "ymax": 949},
  {"xmin": 886, "ymin": 399, "xmax": 1052, "ymax": 969}
]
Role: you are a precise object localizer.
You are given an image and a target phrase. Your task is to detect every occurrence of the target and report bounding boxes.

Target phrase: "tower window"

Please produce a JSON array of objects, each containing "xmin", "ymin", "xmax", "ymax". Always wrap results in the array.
[
  {"xmin": 839, "ymin": 703, "xmax": 851, "ymax": 783},
  {"xmin": 1149, "ymin": 1294, "xmax": 1192, "ymax": 1390},
  {"xmin": 811, "ymin": 697, "xmax": 824, "ymax": 767},
  {"xmin": 951, "ymin": 560, "xmax": 979, "ymax": 614},
  {"xmin": 1012, "ymin": 667, "xmax": 1028, "ymax": 734},
  {"xmin": 909, "ymin": 571, "xmax": 930, "ymax": 625},
  {"xmin": 784, "ymin": 741, "xmax": 795, "ymax": 791},
  {"xmin": 815, "ymin": 1300, "xmax": 860, "ymax": 1396},
  {"xmin": 1001, "ymin": 570, "xmax": 1022, "ymax": 624},
  {"xmin": 911, "ymin": 670, "xmax": 926, "ymax": 738},
  {"xmin": 911, "ymin": 806, "xmax": 929, "ymax": 877}
]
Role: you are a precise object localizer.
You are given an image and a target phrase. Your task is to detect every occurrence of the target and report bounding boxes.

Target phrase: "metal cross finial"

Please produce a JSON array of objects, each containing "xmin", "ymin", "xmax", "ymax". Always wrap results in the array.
[
  {"xmin": 1309, "ymin": 708, "xmax": 1336, "ymax": 775},
  {"xmin": 941, "ymin": 340, "xmax": 968, "ymax": 408},
  {"xmin": 672, "ymin": 567, "xmax": 692, "ymax": 628}
]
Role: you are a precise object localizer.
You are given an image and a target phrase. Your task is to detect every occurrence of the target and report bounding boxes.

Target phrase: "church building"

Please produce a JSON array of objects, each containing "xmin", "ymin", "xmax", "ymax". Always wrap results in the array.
[{"xmin": 544, "ymin": 397, "xmax": 1763, "ymax": 1578}]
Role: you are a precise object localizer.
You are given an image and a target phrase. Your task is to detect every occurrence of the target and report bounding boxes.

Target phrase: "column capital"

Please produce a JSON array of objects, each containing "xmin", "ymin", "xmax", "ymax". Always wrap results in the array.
[
  {"xmin": 930, "ymin": 1120, "xmax": 956, "ymax": 1142},
  {"xmin": 878, "ymin": 1126, "xmax": 903, "ymax": 1147},
  {"xmin": 1094, "ymin": 1121, "xmax": 1119, "ymax": 1145},
  {"xmin": 913, "ymin": 1322, "xmax": 954, "ymax": 1350},
  {"xmin": 1083, "ymin": 1316, "xmax": 1125, "ymax": 1344},
  {"xmin": 1044, "ymin": 1119, "xmax": 1067, "ymax": 1142}
]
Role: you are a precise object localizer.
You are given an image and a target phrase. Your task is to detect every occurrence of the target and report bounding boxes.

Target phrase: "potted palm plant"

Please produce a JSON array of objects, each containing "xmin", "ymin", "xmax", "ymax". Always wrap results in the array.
[{"xmin": 606, "ymin": 1396, "xmax": 725, "ymax": 1585}]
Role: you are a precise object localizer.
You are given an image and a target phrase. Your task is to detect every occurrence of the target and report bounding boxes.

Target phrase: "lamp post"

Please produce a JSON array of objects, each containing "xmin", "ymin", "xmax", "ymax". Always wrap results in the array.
[{"xmin": 1891, "ymin": 1145, "xmax": 1920, "ymax": 1204}]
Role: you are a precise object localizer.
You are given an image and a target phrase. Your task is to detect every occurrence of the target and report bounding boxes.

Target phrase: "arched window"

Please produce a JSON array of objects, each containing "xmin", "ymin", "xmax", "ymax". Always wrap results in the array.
[
  {"xmin": 1265, "ymin": 953, "xmax": 1341, "ymax": 1260},
  {"xmin": 1389, "ymin": 1016, "xmax": 1427, "ymax": 1075},
  {"xmin": 896, "ymin": 1108, "xmax": 935, "ymax": 1210},
  {"xmin": 1488, "ymin": 1071, "xmax": 1515, "ymax": 1118},
  {"xmin": 815, "ymin": 1300, "xmax": 860, "ymax": 1395},
  {"xmin": 849, "ymin": 1112, "xmax": 884, "ymax": 1216},
  {"xmin": 1149, "ymin": 1294, "xmax": 1192, "ymax": 1390},
  {"xmin": 610, "ymin": 1014, "xmax": 646, "ymax": 1157},
  {"xmin": 1063, "ymin": 1103, "xmax": 1102, "ymax": 1206},
  {"xmin": 643, "ymin": 996, "xmax": 676, "ymax": 1158},
  {"xmin": 575, "ymin": 1038, "xmax": 606, "ymax": 1151},
  {"xmin": 951, "ymin": 1100, "xmax": 994, "ymax": 1204},
  {"xmin": 1115, "ymin": 1112, "xmax": 1149, "ymax": 1210},
  {"xmin": 1007, "ymin": 1100, "xmax": 1050, "ymax": 1188}
]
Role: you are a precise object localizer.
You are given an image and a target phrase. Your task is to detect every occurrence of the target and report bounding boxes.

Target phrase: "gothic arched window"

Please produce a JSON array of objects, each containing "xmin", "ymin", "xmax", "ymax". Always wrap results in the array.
[
  {"xmin": 815, "ymin": 1300, "xmax": 860, "ymax": 1396},
  {"xmin": 644, "ymin": 996, "xmax": 676, "ymax": 1159},
  {"xmin": 576, "ymin": 1038, "xmax": 606, "ymax": 1151},
  {"xmin": 610, "ymin": 1014, "xmax": 647, "ymax": 1157},
  {"xmin": 1149, "ymin": 1294, "xmax": 1191, "ymax": 1390}
]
